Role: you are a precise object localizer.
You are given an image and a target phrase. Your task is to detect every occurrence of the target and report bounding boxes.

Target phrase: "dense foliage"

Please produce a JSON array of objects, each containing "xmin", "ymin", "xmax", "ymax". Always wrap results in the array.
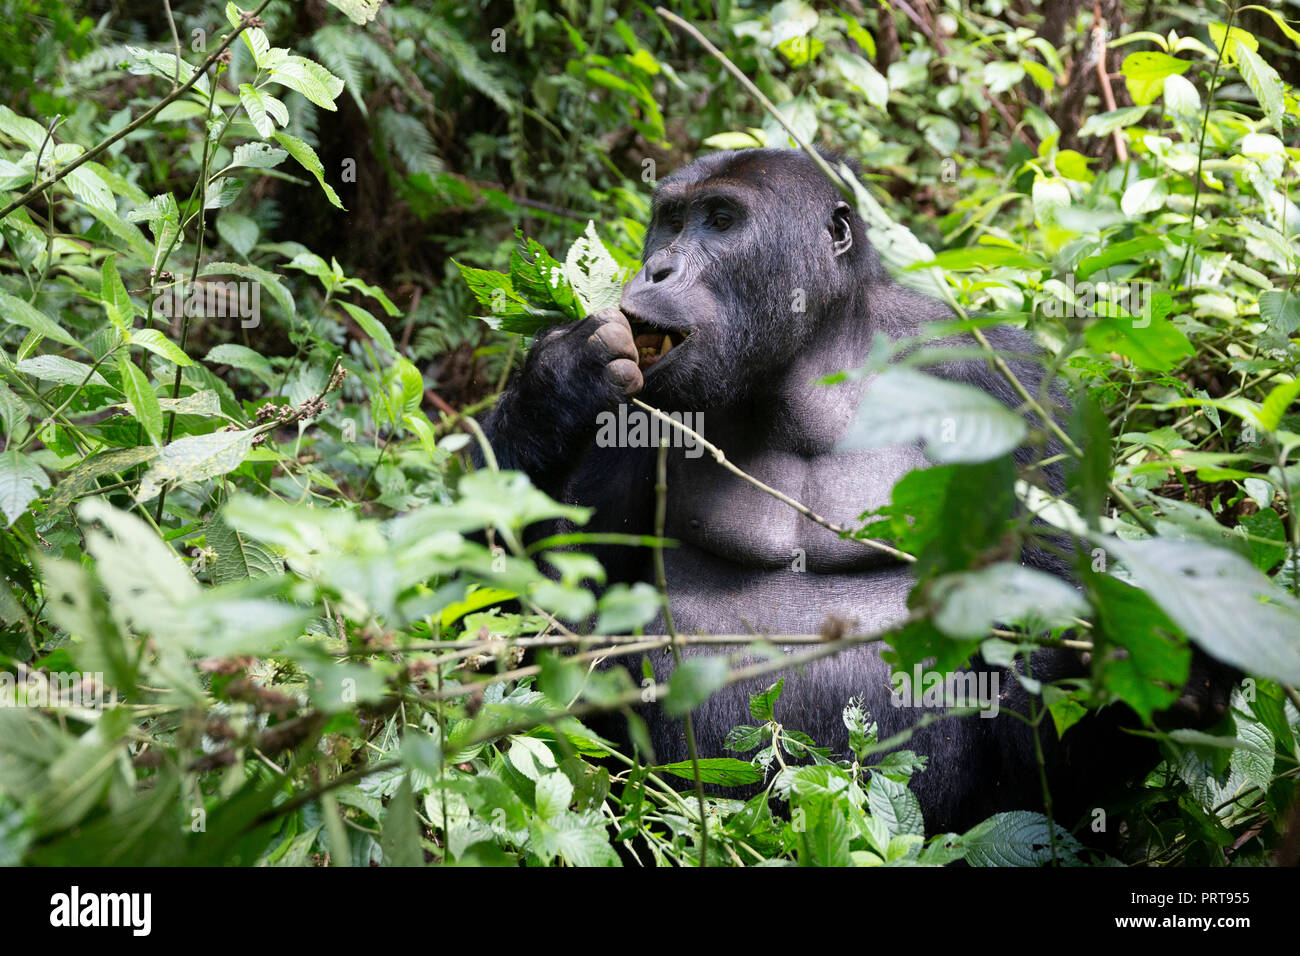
[{"xmin": 0, "ymin": 0, "xmax": 1298, "ymax": 866}]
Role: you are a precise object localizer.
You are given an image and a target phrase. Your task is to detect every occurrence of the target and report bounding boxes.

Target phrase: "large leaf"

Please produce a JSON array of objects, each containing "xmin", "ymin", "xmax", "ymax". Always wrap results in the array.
[
  {"xmin": 840, "ymin": 368, "xmax": 1027, "ymax": 463},
  {"xmin": 1104, "ymin": 536, "xmax": 1300, "ymax": 684},
  {"xmin": 931, "ymin": 563, "xmax": 1087, "ymax": 639},
  {"xmin": 0, "ymin": 292, "xmax": 78, "ymax": 348},
  {"xmin": 0, "ymin": 450, "xmax": 49, "ymax": 525},
  {"xmin": 136, "ymin": 428, "xmax": 258, "ymax": 502}
]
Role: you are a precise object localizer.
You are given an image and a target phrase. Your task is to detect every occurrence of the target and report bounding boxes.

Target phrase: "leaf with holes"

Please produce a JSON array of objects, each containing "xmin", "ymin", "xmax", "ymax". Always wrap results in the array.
[{"xmin": 136, "ymin": 428, "xmax": 257, "ymax": 502}]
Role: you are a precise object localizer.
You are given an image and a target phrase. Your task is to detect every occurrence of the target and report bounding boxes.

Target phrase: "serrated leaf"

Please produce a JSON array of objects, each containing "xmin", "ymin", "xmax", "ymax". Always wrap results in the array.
[
  {"xmin": 207, "ymin": 515, "xmax": 284, "ymax": 583},
  {"xmin": 654, "ymin": 758, "xmax": 764, "ymax": 786},
  {"xmin": 563, "ymin": 221, "xmax": 623, "ymax": 314},
  {"xmin": 962, "ymin": 811, "xmax": 1083, "ymax": 866},
  {"xmin": 868, "ymin": 773, "xmax": 924, "ymax": 837},
  {"xmin": 238, "ymin": 84, "xmax": 275, "ymax": 138},
  {"xmin": 269, "ymin": 55, "xmax": 344, "ymax": 111}
]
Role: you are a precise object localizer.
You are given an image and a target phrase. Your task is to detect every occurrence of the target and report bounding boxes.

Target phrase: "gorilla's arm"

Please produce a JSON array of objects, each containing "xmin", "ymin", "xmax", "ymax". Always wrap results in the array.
[{"xmin": 476, "ymin": 309, "xmax": 658, "ymax": 583}]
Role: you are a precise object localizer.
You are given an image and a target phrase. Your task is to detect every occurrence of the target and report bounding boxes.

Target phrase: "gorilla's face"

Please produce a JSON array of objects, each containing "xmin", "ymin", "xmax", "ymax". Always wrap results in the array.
[{"xmin": 619, "ymin": 150, "xmax": 862, "ymax": 409}]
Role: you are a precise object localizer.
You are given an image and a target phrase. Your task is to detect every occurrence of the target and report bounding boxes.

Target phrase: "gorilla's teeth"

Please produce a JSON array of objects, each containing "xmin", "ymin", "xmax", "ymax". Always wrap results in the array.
[{"xmin": 661, "ymin": 334, "xmax": 673, "ymax": 354}]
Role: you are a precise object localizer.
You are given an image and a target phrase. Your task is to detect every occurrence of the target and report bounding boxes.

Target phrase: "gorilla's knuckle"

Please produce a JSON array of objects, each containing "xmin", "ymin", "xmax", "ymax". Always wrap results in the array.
[
  {"xmin": 603, "ymin": 357, "xmax": 643, "ymax": 395},
  {"xmin": 588, "ymin": 319, "xmax": 636, "ymax": 360}
]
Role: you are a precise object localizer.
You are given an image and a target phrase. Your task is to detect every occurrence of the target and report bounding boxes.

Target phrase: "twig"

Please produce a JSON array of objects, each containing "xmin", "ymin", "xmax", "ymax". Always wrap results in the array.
[
  {"xmin": 1090, "ymin": 12, "xmax": 1128, "ymax": 162},
  {"xmin": 654, "ymin": 7, "xmax": 854, "ymax": 202},
  {"xmin": 655, "ymin": 439, "xmax": 709, "ymax": 866},
  {"xmin": 631, "ymin": 398, "xmax": 915, "ymax": 562}
]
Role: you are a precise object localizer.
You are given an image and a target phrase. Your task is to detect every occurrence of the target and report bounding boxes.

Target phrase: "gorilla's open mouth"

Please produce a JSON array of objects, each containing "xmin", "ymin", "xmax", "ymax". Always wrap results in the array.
[{"xmin": 627, "ymin": 316, "xmax": 689, "ymax": 372}]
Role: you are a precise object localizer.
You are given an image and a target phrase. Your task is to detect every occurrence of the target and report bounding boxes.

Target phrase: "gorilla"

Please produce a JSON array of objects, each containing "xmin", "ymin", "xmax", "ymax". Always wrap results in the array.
[{"xmin": 479, "ymin": 148, "xmax": 1228, "ymax": 835}]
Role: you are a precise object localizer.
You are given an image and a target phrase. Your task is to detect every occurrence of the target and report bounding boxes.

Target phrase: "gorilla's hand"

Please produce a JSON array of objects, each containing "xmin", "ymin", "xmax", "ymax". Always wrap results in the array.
[
  {"xmin": 531, "ymin": 307, "xmax": 643, "ymax": 403},
  {"xmin": 480, "ymin": 308, "xmax": 642, "ymax": 495}
]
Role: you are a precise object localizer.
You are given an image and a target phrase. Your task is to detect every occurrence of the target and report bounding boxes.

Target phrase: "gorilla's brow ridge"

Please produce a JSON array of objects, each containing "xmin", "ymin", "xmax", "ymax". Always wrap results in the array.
[{"xmin": 652, "ymin": 181, "xmax": 763, "ymax": 211}]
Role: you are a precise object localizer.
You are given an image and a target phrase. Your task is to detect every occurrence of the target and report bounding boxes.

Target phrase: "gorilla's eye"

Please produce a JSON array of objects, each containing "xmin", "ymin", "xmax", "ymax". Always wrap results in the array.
[
  {"xmin": 667, "ymin": 213, "xmax": 684, "ymax": 233},
  {"xmin": 707, "ymin": 210, "xmax": 733, "ymax": 231}
]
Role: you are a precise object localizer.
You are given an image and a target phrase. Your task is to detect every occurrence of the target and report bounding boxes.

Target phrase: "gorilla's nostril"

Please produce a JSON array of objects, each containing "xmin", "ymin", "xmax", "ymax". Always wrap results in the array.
[{"xmin": 651, "ymin": 266, "xmax": 673, "ymax": 283}]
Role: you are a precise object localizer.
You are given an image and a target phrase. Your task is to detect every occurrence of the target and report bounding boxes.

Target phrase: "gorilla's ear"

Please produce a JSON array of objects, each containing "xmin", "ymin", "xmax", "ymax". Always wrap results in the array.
[{"xmin": 830, "ymin": 202, "xmax": 853, "ymax": 257}]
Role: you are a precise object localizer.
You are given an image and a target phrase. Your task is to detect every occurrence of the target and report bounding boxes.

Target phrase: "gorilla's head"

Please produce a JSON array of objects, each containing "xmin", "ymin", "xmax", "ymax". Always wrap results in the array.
[{"xmin": 619, "ymin": 148, "xmax": 885, "ymax": 408}]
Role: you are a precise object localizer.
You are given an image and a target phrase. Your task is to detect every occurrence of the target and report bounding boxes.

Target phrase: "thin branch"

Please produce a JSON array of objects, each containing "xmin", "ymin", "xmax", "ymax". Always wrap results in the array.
[{"xmin": 631, "ymin": 398, "xmax": 915, "ymax": 562}]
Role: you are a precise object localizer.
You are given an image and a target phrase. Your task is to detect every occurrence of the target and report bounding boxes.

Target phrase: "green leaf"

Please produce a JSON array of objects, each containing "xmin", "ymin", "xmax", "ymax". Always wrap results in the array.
[
  {"xmin": 136, "ymin": 428, "xmax": 258, "ymax": 502},
  {"xmin": 379, "ymin": 776, "xmax": 422, "ymax": 866},
  {"xmin": 749, "ymin": 679, "xmax": 785, "ymax": 722},
  {"xmin": 337, "ymin": 301, "xmax": 395, "ymax": 355},
  {"xmin": 0, "ymin": 450, "xmax": 49, "ymax": 525},
  {"xmin": 0, "ymin": 105, "xmax": 47, "ymax": 151},
  {"xmin": 1257, "ymin": 377, "xmax": 1300, "ymax": 432},
  {"xmin": 204, "ymin": 343, "xmax": 274, "ymax": 381},
  {"xmin": 534, "ymin": 771, "xmax": 575, "ymax": 819},
  {"xmin": 1088, "ymin": 573, "xmax": 1188, "ymax": 723},
  {"xmin": 269, "ymin": 55, "xmax": 345, "ymax": 111},
  {"xmin": 1208, "ymin": 22, "xmax": 1259, "ymax": 66},
  {"xmin": 1239, "ymin": 509, "xmax": 1287, "ymax": 573},
  {"xmin": 325, "ymin": 0, "xmax": 381, "ymax": 24},
  {"xmin": 1077, "ymin": 106, "xmax": 1150, "ymax": 138},
  {"xmin": 47, "ymin": 447, "xmax": 159, "ymax": 510},
  {"xmin": 1120, "ymin": 52, "xmax": 1191, "ymax": 106},
  {"xmin": 227, "ymin": 142, "xmax": 288, "ymax": 171},
  {"xmin": 0, "ymin": 291, "xmax": 78, "ymax": 349},
  {"xmin": 1104, "ymin": 536, "xmax": 1300, "ymax": 685},
  {"xmin": 117, "ymin": 356, "xmax": 163, "ymax": 446},
  {"xmin": 931, "ymin": 563, "xmax": 1087, "ymax": 639},
  {"xmin": 216, "ymin": 213, "xmax": 259, "ymax": 258},
  {"xmin": 129, "ymin": 328, "xmax": 192, "ymax": 366},
  {"xmin": 100, "ymin": 257, "xmax": 133, "ymax": 333},
  {"xmin": 16, "ymin": 355, "xmax": 109, "ymax": 388},
  {"xmin": 868, "ymin": 773, "xmax": 924, "ymax": 837},
  {"xmin": 664, "ymin": 656, "xmax": 729, "ymax": 717},
  {"xmin": 238, "ymin": 84, "xmax": 276, "ymax": 138},
  {"xmin": 207, "ymin": 516, "xmax": 284, "ymax": 583},
  {"xmin": 200, "ymin": 261, "xmax": 294, "ymax": 317},
  {"xmin": 832, "ymin": 50, "xmax": 888, "ymax": 110},
  {"xmin": 125, "ymin": 45, "xmax": 208, "ymax": 94},
  {"xmin": 841, "ymin": 368, "xmax": 1027, "ymax": 463},
  {"xmin": 594, "ymin": 582, "xmax": 660, "ymax": 633},
  {"xmin": 1234, "ymin": 42, "xmax": 1285, "ymax": 130},
  {"xmin": 273, "ymin": 132, "xmax": 345, "ymax": 210},
  {"xmin": 1086, "ymin": 295, "xmax": 1193, "ymax": 371},
  {"xmin": 962, "ymin": 811, "xmax": 1083, "ymax": 866}
]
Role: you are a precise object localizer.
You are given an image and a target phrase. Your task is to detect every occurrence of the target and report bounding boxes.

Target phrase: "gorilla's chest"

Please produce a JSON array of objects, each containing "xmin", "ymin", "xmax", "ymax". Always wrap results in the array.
[{"xmin": 664, "ymin": 415, "xmax": 927, "ymax": 574}]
